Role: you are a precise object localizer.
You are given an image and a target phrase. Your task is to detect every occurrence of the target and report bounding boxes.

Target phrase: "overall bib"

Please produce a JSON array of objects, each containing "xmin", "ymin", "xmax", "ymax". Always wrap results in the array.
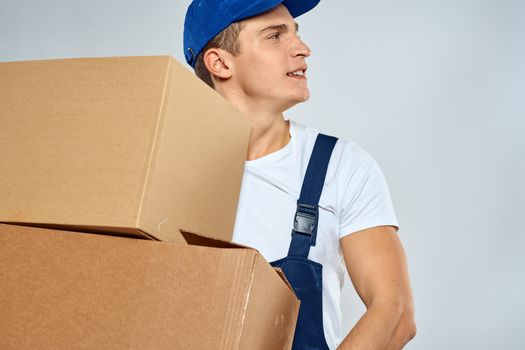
[{"xmin": 270, "ymin": 134, "xmax": 338, "ymax": 350}]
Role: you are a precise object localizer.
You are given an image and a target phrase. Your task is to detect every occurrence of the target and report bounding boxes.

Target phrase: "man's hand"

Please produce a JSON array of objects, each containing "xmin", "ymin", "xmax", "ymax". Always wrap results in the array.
[{"xmin": 337, "ymin": 226, "xmax": 416, "ymax": 350}]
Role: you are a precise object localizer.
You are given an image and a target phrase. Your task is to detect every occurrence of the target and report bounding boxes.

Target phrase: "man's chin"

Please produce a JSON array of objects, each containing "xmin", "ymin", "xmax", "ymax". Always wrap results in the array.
[
  {"xmin": 292, "ymin": 87, "xmax": 310, "ymax": 102},
  {"xmin": 293, "ymin": 91, "xmax": 310, "ymax": 104}
]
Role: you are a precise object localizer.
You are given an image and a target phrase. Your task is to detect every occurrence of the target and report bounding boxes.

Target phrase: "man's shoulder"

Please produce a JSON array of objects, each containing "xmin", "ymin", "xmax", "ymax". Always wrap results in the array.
[{"xmin": 291, "ymin": 119, "xmax": 377, "ymax": 170}]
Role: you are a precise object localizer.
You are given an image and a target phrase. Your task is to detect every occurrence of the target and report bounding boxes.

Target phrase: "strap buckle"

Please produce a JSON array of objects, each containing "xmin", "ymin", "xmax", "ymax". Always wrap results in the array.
[{"xmin": 293, "ymin": 203, "xmax": 318, "ymax": 236}]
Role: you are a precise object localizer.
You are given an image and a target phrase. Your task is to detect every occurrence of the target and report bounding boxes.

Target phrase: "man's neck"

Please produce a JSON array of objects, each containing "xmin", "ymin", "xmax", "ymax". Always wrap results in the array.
[
  {"xmin": 247, "ymin": 115, "xmax": 290, "ymax": 161},
  {"xmin": 217, "ymin": 87, "xmax": 292, "ymax": 161}
]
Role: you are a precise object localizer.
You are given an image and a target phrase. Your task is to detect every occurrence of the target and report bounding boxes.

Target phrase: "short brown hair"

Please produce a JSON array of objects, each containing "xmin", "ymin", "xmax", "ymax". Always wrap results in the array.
[{"xmin": 194, "ymin": 21, "xmax": 244, "ymax": 88}]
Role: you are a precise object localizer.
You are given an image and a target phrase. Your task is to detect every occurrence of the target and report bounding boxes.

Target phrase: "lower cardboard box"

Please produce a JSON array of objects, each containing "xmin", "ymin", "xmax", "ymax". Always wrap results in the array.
[{"xmin": 0, "ymin": 224, "xmax": 299, "ymax": 350}]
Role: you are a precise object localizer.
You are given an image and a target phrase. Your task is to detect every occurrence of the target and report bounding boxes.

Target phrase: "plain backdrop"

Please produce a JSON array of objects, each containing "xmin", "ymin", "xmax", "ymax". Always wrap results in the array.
[{"xmin": 1, "ymin": 0, "xmax": 524, "ymax": 349}]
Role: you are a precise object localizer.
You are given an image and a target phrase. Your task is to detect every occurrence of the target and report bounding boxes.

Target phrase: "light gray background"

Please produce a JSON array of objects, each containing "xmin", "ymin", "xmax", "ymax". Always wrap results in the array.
[{"xmin": 1, "ymin": 0, "xmax": 523, "ymax": 349}]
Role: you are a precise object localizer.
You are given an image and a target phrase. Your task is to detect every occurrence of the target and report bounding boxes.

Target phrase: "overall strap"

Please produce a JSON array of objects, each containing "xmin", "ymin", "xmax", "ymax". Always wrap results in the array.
[{"xmin": 287, "ymin": 133, "xmax": 338, "ymax": 259}]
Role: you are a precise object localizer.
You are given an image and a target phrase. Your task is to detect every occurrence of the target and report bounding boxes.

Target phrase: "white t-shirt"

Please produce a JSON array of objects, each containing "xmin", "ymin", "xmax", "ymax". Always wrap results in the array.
[{"xmin": 232, "ymin": 120, "xmax": 399, "ymax": 350}]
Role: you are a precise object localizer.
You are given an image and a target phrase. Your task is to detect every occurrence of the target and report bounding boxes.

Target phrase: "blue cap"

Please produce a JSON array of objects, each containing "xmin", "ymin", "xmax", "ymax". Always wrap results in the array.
[{"xmin": 183, "ymin": 0, "xmax": 320, "ymax": 68}]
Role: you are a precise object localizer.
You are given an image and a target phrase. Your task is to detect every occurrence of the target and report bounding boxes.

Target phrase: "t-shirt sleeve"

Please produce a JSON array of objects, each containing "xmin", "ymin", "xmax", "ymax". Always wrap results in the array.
[{"xmin": 339, "ymin": 153, "xmax": 399, "ymax": 239}]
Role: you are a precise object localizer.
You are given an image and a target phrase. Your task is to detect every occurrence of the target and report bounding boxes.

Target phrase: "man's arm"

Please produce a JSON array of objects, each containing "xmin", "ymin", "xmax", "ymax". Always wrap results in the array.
[{"xmin": 337, "ymin": 226, "xmax": 416, "ymax": 350}]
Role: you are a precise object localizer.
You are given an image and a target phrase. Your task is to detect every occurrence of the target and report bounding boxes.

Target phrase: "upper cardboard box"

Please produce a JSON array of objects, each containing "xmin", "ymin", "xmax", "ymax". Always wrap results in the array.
[
  {"xmin": 0, "ymin": 224, "xmax": 299, "ymax": 350},
  {"xmin": 0, "ymin": 56, "xmax": 250, "ymax": 242}
]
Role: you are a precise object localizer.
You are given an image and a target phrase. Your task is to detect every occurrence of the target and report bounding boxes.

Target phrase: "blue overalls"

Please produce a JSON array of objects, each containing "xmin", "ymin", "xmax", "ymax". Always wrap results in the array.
[{"xmin": 270, "ymin": 134, "xmax": 338, "ymax": 350}]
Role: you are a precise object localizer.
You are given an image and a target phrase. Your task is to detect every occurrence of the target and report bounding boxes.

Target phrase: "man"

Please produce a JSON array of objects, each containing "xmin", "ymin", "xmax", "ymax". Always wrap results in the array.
[{"xmin": 183, "ymin": 1, "xmax": 416, "ymax": 349}]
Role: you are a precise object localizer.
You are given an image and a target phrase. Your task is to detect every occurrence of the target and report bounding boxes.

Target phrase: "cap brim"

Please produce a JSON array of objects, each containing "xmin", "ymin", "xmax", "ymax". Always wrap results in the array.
[{"xmin": 283, "ymin": 0, "xmax": 320, "ymax": 18}]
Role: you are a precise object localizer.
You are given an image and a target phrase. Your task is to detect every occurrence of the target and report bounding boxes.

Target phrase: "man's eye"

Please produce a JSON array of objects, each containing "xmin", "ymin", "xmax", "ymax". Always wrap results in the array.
[{"xmin": 268, "ymin": 32, "xmax": 280, "ymax": 39}]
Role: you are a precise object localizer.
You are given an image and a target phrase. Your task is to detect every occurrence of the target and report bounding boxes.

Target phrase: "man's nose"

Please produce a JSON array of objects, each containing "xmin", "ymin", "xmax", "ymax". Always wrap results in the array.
[{"xmin": 292, "ymin": 36, "xmax": 311, "ymax": 57}]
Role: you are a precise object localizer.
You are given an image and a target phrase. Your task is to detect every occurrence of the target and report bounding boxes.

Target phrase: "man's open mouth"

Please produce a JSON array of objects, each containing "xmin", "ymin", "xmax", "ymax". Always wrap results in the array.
[{"xmin": 287, "ymin": 68, "xmax": 307, "ymax": 78}]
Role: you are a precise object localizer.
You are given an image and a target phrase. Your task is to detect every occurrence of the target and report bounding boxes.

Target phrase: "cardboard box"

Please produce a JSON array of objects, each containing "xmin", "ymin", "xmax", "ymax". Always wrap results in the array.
[
  {"xmin": 0, "ymin": 56, "xmax": 250, "ymax": 242},
  {"xmin": 0, "ymin": 224, "xmax": 299, "ymax": 350}
]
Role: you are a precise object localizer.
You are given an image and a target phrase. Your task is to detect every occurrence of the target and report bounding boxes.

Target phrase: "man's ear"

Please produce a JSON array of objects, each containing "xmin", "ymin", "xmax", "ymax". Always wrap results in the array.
[{"xmin": 203, "ymin": 48, "xmax": 233, "ymax": 81}]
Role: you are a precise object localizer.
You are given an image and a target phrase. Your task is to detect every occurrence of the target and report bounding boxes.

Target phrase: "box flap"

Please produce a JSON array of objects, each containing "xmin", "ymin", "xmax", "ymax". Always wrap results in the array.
[
  {"xmin": 179, "ymin": 229, "xmax": 247, "ymax": 249},
  {"xmin": 180, "ymin": 229, "xmax": 297, "ymax": 294}
]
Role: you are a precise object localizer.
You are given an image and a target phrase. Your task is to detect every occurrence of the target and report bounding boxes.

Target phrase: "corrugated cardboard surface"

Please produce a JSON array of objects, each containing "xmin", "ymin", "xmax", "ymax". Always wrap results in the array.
[
  {"xmin": 0, "ymin": 56, "xmax": 250, "ymax": 242},
  {"xmin": 239, "ymin": 254, "xmax": 300, "ymax": 349},
  {"xmin": 0, "ymin": 224, "xmax": 299, "ymax": 350}
]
